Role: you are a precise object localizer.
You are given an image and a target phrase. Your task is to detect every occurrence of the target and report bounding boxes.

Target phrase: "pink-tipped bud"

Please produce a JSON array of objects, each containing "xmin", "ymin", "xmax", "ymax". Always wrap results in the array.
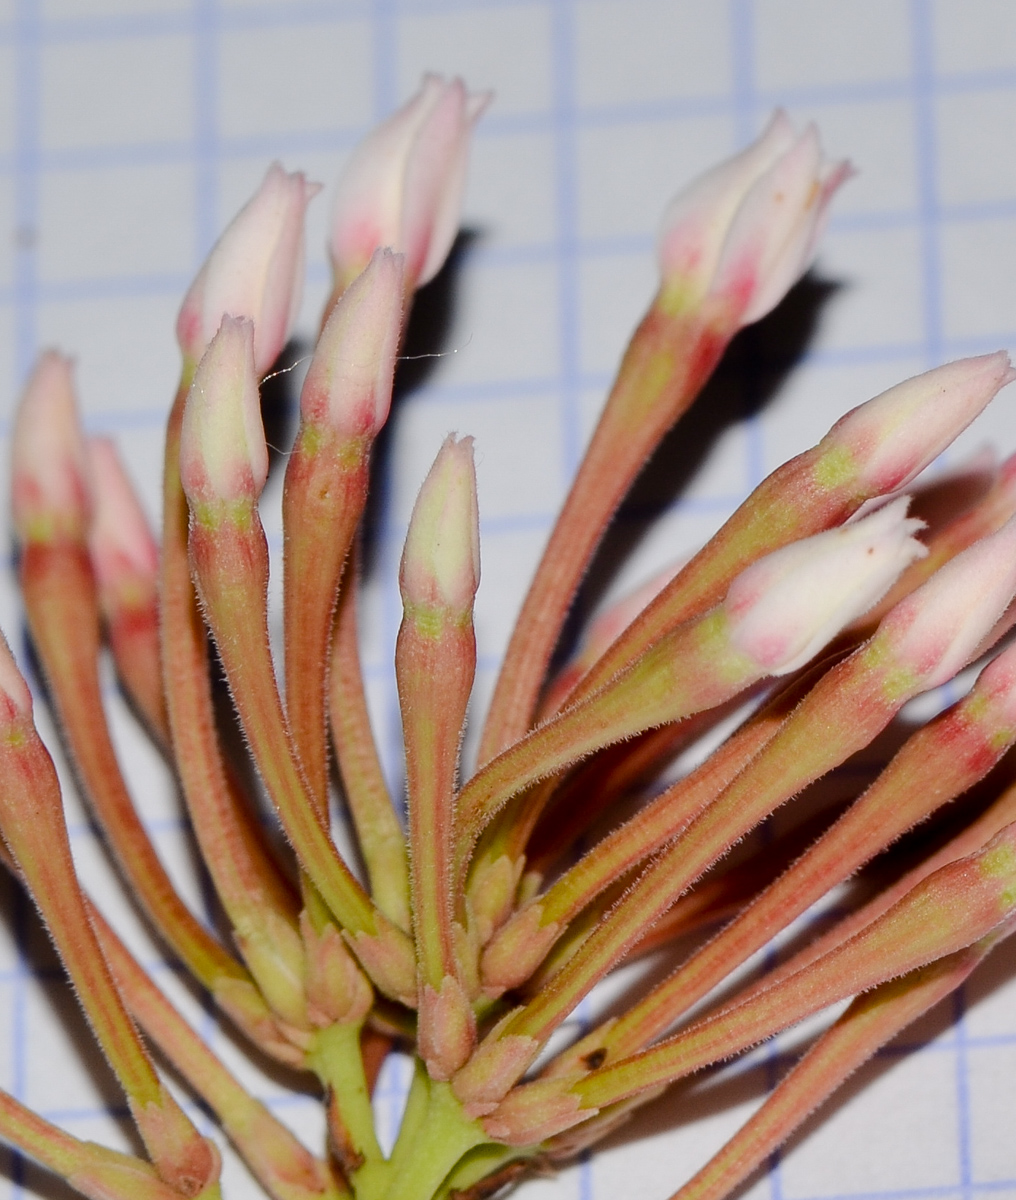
[
  {"xmin": 177, "ymin": 163, "xmax": 319, "ymax": 376},
  {"xmin": 726, "ymin": 497, "xmax": 927, "ymax": 676},
  {"xmin": 11, "ymin": 352, "xmax": 92, "ymax": 544},
  {"xmin": 330, "ymin": 75, "xmax": 491, "ymax": 292},
  {"xmin": 879, "ymin": 515, "xmax": 1016, "ymax": 692},
  {"xmin": 823, "ymin": 352, "xmax": 1016, "ymax": 496},
  {"xmin": 179, "ymin": 317, "xmax": 268, "ymax": 510},
  {"xmin": 300, "ymin": 248, "xmax": 405, "ymax": 439},
  {"xmin": 86, "ymin": 438, "xmax": 159, "ymax": 594},
  {"xmin": 0, "ymin": 632, "xmax": 34, "ymax": 723},
  {"xmin": 400, "ymin": 435, "xmax": 480, "ymax": 617},
  {"xmin": 658, "ymin": 111, "xmax": 851, "ymax": 325}
]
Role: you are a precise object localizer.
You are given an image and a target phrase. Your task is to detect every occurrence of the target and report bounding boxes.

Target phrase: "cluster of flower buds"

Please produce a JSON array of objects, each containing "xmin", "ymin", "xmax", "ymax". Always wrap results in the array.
[{"xmin": 3, "ymin": 75, "xmax": 1016, "ymax": 1200}]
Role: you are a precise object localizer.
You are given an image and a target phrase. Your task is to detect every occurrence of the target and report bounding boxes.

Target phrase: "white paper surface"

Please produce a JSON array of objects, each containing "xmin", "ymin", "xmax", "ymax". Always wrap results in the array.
[{"xmin": 2, "ymin": 2, "xmax": 1016, "ymax": 1198}]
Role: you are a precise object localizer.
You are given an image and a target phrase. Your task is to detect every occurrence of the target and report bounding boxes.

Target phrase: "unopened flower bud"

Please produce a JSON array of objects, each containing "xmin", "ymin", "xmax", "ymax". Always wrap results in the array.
[
  {"xmin": 400, "ymin": 435, "xmax": 480, "ymax": 618},
  {"xmin": 330, "ymin": 75, "xmax": 491, "ymax": 292},
  {"xmin": 658, "ymin": 111, "xmax": 850, "ymax": 325},
  {"xmin": 11, "ymin": 352, "xmax": 92, "ymax": 544},
  {"xmin": 822, "ymin": 352, "xmax": 1016, "ymax": 496},
  {"xmin": 879, "ymin": 515, "xmax": 1016, "ymax": 692},
  {"xmin": 86, "ymin": 438, "xmax": 159, "ymax": 596},
  {"xmin": 726, "ymin": 498, "xmax": 927, "ymax": 676},
  {"xmin": 300, "ymin": 248, "xmax": 405, "ymax": 439},
  {"xmin": 179, "ymin": 317, "xmax": 268, "ymax": 511},
  {"xmin": 177, "ymin": 163, "xmax": 319, "ymax": 376}
]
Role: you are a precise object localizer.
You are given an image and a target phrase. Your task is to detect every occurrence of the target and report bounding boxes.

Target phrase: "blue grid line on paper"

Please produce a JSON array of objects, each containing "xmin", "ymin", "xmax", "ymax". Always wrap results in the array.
[{"xmin": 910, "ymin": 6, "xmax": 971, "ymax": 1199}]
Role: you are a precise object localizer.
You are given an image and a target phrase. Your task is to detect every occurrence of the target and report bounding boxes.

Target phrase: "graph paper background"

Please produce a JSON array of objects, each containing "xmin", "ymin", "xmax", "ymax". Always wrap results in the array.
[{"xmin": 2, "ymin": 1, "xmax": 1016, "ymax": 1198}]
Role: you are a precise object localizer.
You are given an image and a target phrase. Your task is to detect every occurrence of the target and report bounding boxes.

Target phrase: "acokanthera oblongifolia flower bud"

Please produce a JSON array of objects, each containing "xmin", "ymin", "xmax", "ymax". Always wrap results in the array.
[
  {"xmin": 879, "ymin": 514, "xmax": 1016, "ymax": 691},
  {"xmin": 11, "ymin": 351, "xmax": 92, "ymax": 544},
  {"xmin": 330, "ymin": 74, "xmax": 491, "ymax": 293},
  {"xmin": 822, "ymin": 351, "xmax": 1016, "ymax": 496},
  {"xmin": 400, "ymin": 434, "xmax": 480, "ymax": 617},
  {"xmin": 86, "ymin": 437, "xmax": 160, "ymax": 593},
  {"xmin": 725, "ymin": 497, "xmax": 927, "ymax": 675},
  {"xmin": 300, "ymin": 248, "xmax": 405, "ymax": 439},
  {"xmin": 179, "ymin": 317, "xmax": 268, "ymax": 510},
  {"xmin": 176, "ymin": 163, "xmax": 320, "ymax": 376},
  {"xmin": 657, "ymin": 110, "xmax": 852, "ymax": 325}
]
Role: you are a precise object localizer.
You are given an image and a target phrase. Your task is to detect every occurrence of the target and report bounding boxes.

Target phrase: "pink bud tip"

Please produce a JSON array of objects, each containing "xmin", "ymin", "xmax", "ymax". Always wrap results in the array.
[
  {"xmin": 726, "ymin": 497, "xmax": 927, "ymax": 675},
  {"xmin": 180, "ymin": 317, "xmax": 269, "ymax": 509},
  {"xmin": 825, "ymin": 352, "xmax": 1016, "ymax": 496},
  {"xmin": 0, "ymin": 633, "xmax": 33, "ymax": 721},
  {"xmin": 300, "ymin": 248, "xmax": 405, "ymax": 438},
  {"xmin": 880, "ymin": 515, "xmax": 1016, "ymax": 691},
  {"xmin": 86, "ymin": 438, "xmax": 159, "ymax": 590},
  {"xmin": 330, "ymin": 74, "xmax": 491, "ymax": 291},
  {"xmin": 176, "ymin": 163, "xmax": 319, "ymax": 376},
  {"xmin": 400, "ymin": 435, "xmax": 480, "ymax": 615},
  {"xmin": 11, "ymin": 351, "xmax": 92, "ymax": 542},
  {"xmin": 657, "ymin": 111, "xmax": 851, "ymax": 325}
]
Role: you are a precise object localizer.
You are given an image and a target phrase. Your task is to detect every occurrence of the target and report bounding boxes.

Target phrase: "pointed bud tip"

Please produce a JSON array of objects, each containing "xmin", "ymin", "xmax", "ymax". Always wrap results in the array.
[
  {"xmin": 882, "ymin": 513, "xmax": 1016, "ymax": 691},
  {"xmin": 828, "ymin": 352, "xmax": 1016, "ymax": 496},
  {"xmin": 401, "ymin": 434, "xmax": 480, "ymax": 615},
  {"xmin": 302, "ymin": 247, "xmax": 405, "ymax": 438},
  {"xmin": 86, "ymin": 438, "xmax": 159, "ymax": 587},
  {"xmin": 177, "ymin": 163, "xmax": 316, "ymax": 374},
  {"xmin": 330, "ymin": 74, "xmax": 488, "ymax": 292},
  {"xmin": 727, "ymin": 496, "xmax": 927, "ymax": 676},
  {"xmin": 180, "ymin": 317, "xmax": 268, "ymax": 509},
  {"xmin": 11, "ymin": 350, "xmax": 92, "ymax": 542}
]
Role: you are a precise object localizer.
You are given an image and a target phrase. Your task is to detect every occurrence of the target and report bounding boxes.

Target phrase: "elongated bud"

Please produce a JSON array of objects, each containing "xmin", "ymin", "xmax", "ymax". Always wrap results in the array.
[
  {"xmin": 330, "ymin": 74, "xmax": 491, "ymax": 292},
  {"xmin": 301, "ymin": 249, "xmax": 405, "ymax": 438},
  {"xmin": 658, "ymin": 111, "xmax": 850, "ymax": 324},
  {"xmin": 821, "ymin": 352, "xmax": 1016, "ymax": 496},
  {"xmin": 725, "ymin": 497, "xmax": 927, "ymax": 675},
  {"xmin": 400, "ymin": 435, "xmax": 480, "ymax": 618},
  {"xmin": 878, "ymin": 515, "xmax": 1016, "ymax": 692},
  {"xmin": 180, "ymin": 317, "xmax": 268, "ymax": 510},
  {"xmin": 86, "ymin": 438, "xmax": 159, "ymax": 599},
  {"xmin": 177, "ymin": 163, "xmax": 319, "ymax": 375},
  {"xmin": 11, "ymin": 352, "xmax": 92, "ymax": 544}
]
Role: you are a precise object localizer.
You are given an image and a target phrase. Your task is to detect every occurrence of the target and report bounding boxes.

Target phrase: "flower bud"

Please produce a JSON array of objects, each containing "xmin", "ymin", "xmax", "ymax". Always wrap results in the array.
[
  {"xmin": 177, "ymin": 163, "xmax": 319, "ymax": 376},
  {"xmin": 725, "ymin": 498, "xmax": 927, "ymax": 676},
  {"xmin": 330, "ymin": 75, "xmax": 491, "ymax": 292},
  {"xmin": 300, "ymin": 248, "xmax": 405, "ymax": 439},
  {"xmin": 821, "ymin": 352, "xmax": 1016, "ymax": 496},
  {"xmin": 86, "ymin": 437, "xmax": 159, "ymax": 595},
  {"xmin": 179, "ymin": 317, "xmax": 268, "ymax": 510},
  {"xmin": 878, "ymin": 515, "xmax": 1016, "ymax": 692},
  {"xmin": 11, "ymin": 352, "xmax": 92, "ymax": 544},
  {"xmin": 658, "ymin": 111, "xmax": 851, "ymax": 325},
  {"xmin": 400, "ymin": 435, "xmax": 480, "ymax": 618}
]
